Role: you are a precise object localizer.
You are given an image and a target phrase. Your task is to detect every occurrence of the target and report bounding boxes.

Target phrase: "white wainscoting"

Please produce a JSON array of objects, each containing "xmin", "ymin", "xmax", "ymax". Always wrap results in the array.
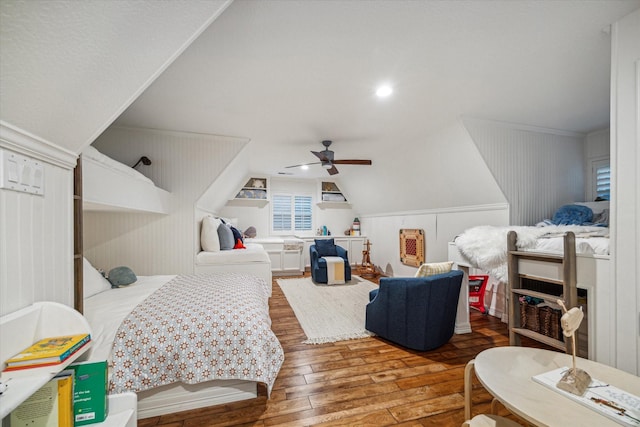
[{"xmin": 0, "ymin": 125, "xmax": 75, "ymax": 317}]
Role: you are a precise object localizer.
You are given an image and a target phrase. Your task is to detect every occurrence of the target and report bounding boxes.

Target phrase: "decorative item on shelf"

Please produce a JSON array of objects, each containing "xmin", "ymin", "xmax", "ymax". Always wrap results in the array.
[
  {"xmin": 352, "ymin": 217, "xmax": 360, "ymax": 236},
  {"xmin": 399, "ymin": 229, "xmax": 425, "ymax": 267},
  {"xmin": 556, "ymin": 299, "xmax": 591, "ymax": 396}
]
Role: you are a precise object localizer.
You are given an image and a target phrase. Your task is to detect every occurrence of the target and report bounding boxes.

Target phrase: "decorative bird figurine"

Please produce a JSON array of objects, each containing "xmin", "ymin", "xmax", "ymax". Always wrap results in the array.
[{"xmin": 556, "ymin": 299, "xmax": 592, "ymax": 395}]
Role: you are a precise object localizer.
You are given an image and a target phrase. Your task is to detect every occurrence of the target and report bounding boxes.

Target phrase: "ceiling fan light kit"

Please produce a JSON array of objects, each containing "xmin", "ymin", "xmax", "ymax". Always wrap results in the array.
[{"xmin": 285, "ymin": 140, "xmax": 372, "ymax": 175}]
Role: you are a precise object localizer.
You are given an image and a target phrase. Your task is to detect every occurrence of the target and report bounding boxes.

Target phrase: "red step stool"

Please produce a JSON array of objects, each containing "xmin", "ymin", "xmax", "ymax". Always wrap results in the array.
[{"xmin": 468, "ymin": 275, "xmax": 489, "ymax": 314}]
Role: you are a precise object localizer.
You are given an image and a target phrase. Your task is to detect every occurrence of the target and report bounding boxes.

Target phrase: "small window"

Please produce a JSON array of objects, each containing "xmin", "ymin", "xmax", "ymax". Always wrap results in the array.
[
  {"xmin": 272, "ymin": 194, "xmax": 313, "ymax": 233},
  {"xmin": 593, "ymin": 160, "xmax": 610, "ymax": 201}
]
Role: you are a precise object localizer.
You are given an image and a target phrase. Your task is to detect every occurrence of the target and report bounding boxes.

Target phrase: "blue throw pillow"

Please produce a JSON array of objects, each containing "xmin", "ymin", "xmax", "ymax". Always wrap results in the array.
[
  {"xmin": 107, "ymin": 266, "xmax": 137, "ymax": 287},
  {"xmin": 217, "ymin": 223, "xmax": 235, "ymax": 250},
  {"xmin": 315, "ymin": 238, "xmax": 337, "ymax": 257},
  {"xmin": 230, "ymin": 225, "xmax": 243, "ymax": 243}
]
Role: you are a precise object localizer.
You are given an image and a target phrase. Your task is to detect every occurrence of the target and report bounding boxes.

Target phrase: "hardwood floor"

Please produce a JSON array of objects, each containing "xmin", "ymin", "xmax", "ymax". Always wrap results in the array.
[{"xmin": 139, "ymin": 274, "xmax": 539, "ymax": 427}]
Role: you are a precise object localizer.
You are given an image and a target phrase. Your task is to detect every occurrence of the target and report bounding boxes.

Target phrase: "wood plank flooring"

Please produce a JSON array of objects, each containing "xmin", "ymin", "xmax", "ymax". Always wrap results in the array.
[{"xmin": 139, "ymin": 274, "xmax": 545, "ymax": 427}]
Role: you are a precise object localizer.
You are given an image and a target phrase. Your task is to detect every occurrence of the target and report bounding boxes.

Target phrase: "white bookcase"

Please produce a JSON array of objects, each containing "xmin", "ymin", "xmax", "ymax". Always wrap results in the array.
[{"xmin": 0, "ymin": 302, "xmax": 136, "ymax": 426}]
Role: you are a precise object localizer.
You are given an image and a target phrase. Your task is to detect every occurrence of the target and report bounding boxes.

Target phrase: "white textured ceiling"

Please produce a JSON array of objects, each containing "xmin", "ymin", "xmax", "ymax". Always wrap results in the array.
[
  {"xmin": 0, "ymin": 0, "xmax": 231, "ymax": 153},
  {"xmin": 114, "ymin": 0, "xmax": 640, "ymax": 179}
]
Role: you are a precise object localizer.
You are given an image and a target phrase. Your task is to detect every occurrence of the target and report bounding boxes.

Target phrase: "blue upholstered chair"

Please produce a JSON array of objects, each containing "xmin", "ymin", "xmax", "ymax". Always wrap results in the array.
[
  {"xmin": 365, "ymin": 270, "xmax": 463, "ymax": 351},
  {"xmin": 310, "ymin": 238, "xmax": 351, "ymax": 283}
]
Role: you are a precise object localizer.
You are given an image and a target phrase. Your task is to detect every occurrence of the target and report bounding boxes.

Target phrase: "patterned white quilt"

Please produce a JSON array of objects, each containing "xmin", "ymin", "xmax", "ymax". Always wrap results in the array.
[{"xmin": 109, "ymin": 273, "xmax": 284, "ymax": 396}]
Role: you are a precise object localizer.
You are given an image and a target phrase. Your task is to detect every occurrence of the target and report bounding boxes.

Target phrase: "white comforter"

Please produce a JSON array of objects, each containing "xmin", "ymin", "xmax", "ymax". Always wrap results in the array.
[
  {"xmin": 84, "ymin": 273, "xmax": 284, "ymax": 396},
  {"xmin": 454, "ymin": 225, "xmax": 609, "ymax": 282}
]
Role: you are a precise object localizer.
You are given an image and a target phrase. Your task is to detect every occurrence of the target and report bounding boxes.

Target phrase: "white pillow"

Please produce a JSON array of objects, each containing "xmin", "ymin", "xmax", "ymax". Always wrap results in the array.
[
  {"xmin": 201, "ymin": 216, "xmax": 221, "ymax": 252},
  {"xmin": 574, "ymin": 201, "xmax": 610, "ymax": 215},
  {"xmin": 83, "ymin": 257, "xmax": 112, "ymax": 298}
]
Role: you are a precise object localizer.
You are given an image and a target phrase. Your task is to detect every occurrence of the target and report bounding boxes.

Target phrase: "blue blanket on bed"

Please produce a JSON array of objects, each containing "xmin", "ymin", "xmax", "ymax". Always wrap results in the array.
[{"xmin": 551, "ymin": 205, "xmax": 593, "ymax": 225}]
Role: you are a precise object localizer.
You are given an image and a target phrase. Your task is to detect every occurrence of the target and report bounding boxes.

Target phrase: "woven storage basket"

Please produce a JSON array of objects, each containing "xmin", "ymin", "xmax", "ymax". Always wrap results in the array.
[
  {"xmin": 539, "ymin": 306, "xmax": 563, "ymax": 341},
  {"xmin": 519, "ymin": 301, "xmax": 540, "ymax": 333}
]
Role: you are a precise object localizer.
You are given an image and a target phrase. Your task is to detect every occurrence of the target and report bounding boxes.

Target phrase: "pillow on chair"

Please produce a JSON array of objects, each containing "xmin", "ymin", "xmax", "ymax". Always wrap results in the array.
[
  {"xmin": 415, "ymin": 261, "xmax": 454, "ymax": 277},
  {"xmin": 314, "ymin": 238, "xmax": 338, "ymax": 257}
]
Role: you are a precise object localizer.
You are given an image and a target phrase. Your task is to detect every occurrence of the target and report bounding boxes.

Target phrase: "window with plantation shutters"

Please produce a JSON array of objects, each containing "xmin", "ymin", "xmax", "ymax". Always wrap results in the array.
[
  {"xmin": 272, "ymin": 195, "xmax": 292, "ymax": 232},
  {"xmin": 294, "ymin": 196, "xmax": 312, "ymax": 231},
  {"xmin": 272, "ymin": 194, "xmax": 313, "ymax": 233},
  {"xmin": 592, "ymin": 160, "xmax": 610, "ymax": 201},
  {"xmin": 595, "ymin": 164, "xmax": 610, "ymax": 200}
]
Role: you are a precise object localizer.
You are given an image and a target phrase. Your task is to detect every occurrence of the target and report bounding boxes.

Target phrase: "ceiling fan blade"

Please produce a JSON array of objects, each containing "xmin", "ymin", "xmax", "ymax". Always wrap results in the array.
[
  {"xmin": 311, "ymin": 150, "xmax": 329, "ymax": 162},
  {"xmin": 285, "ymin": 161, "xmax": 321, "ymax": 169},
  {"xmin": 326, "ymin": 165, "xmax": 339, "ymax": 175},
  {"xmin": 332, "ymin": 159, "xmax": 372, "ymax": 165}
]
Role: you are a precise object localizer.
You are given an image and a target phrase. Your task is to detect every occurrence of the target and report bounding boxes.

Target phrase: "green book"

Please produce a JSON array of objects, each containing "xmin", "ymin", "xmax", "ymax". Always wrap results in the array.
[{"xmin": 68, "ymin": 360, "xmax": 108, "ymax": 426}]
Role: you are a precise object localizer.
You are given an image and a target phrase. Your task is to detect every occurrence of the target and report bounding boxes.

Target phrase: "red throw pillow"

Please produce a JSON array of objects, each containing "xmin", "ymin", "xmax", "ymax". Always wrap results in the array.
[{"xmin": 234, "ymin": 238, "xmax": 246, "ymax": 249}]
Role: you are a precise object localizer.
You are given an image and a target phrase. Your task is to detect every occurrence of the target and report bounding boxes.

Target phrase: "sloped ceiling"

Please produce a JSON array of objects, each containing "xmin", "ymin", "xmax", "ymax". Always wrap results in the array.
[
  {"xmin": 2, "ymin": 1, "xmax": 639, "ymax": 214},
  {"xmin": 0, "ymin": 0, "xmax": 231, "ymax": 153},
  {"xmin": 114, "ymin": 0, "xmax": 639, "ymax": 184}
]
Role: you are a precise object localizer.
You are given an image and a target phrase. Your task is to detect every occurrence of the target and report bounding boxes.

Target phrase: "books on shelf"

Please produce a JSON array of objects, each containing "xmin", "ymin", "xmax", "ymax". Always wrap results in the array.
[
  {"xmin": 8, "ymin": 369, "xmax": 74, "ymax": 427},
  {"xmin": 68, "ymin": 360, "xmax": 109, "ymax": 425},
  {"xmin": 533, "ymin": 367, "xmax": 640, "ymax": 426},
  {"xmin": 3, "ymin": 334, "xmax": 91, "ymax": 371}
]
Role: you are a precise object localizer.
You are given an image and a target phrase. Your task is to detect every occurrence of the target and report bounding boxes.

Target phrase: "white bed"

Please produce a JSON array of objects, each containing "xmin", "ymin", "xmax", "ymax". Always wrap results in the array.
[
  {"xmin": 82, "ymin": 261, "xmax": 283, "ymax": 418},
  {"xmin": 194, "ymin": 213, "xmax": 273, "ymax": 284},
  {"xmin": 195, "ymin": 243, "xmax": 272, "ymax": 286},
  {"xmin": 82, "ymin": 145, "xmax": 172, "ymax": 214},
  {"xmin": 448, "ymin": 220, "xmax": 612, "ymax": 364}
]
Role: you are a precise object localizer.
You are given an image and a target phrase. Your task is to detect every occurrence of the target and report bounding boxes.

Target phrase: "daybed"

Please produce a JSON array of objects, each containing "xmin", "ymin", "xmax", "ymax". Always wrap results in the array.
[
  {"xmin": 82, "ymin": 145, "xmax": 171, "ymax": 214},
  {"xmin": 82, "ymin": 258, "xmax": 283, "ymax": 418},
  {"xmin": 195, "ymin": 214, "xmax": 272, "ymax": 285},
  {"xmin": 448, "ymin": 201, "xmax": 611, "ymax": 364}
]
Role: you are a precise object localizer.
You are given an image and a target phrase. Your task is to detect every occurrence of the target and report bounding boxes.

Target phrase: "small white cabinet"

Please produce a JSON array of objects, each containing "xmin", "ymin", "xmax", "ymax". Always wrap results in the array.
[
  {"xmin": 247, "ymin": 238, "xmax": 304, "ymax": 275},
  {"xmin": 0, "ymin": 302, "xmax": 136, "ymax": 426}
]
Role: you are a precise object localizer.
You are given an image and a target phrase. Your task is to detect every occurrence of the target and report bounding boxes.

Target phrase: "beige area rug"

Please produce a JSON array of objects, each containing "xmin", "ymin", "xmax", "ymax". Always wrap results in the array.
[{"xmin": 276, "ymin": 276, "xmax": 378, "ymax": 344}]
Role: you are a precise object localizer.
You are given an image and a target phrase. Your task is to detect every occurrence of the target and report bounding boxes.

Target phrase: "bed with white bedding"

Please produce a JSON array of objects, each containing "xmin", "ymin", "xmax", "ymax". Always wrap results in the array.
[
  {"xmin": 447, "ymin": 201, "xmax": 612, "ymax": 364},
  {"xmin": 82, "ymin": 145, "xmax": 172, "ymax": 214},
  {"xmin": 194, "ymin": 213, "xmax": 273, "ymax": 284},
  {"xmin": 195, "ymin": 243, "xmax": 272, "ymax": 287},
  {"xmin": 83, "ymin": 264, "xmax": 284, "ymax": 418}
]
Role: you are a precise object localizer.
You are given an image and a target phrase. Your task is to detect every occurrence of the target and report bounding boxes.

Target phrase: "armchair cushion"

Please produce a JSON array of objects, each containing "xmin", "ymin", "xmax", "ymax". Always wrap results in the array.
[
  {"xmin": 365, "ymin": 270, "xmax": 463, "ymax": 351},
  {"xmin": 314, "ymin": 238, "xmax": 338, "ymax": 257}
]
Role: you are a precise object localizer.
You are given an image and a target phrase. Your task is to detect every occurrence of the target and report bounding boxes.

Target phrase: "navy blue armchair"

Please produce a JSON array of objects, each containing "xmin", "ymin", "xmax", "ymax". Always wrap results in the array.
[
  {"xmin": 365, "ymin": 270, "xmax": 463, "ymax": 351},
  {"xmin": 310, "ymin": 238, "xmax": 351, "ymax": 283}
]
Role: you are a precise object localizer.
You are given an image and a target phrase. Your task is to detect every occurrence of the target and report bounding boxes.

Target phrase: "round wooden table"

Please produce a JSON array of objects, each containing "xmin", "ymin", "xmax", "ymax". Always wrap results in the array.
[{"xmin": 473, "ymin": 347, "xmax": 640, "ymax": 426}]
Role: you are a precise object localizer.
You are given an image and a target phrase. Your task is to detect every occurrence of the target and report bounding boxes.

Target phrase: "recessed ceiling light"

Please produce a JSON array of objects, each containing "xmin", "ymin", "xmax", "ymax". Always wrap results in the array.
[
  {"xmin": 301, "ymin": 165, "xmax": 309, "ymax": 170},
  {"xmin": 376, "ymin": 85, "xmax": 393, "ymax": 98}
]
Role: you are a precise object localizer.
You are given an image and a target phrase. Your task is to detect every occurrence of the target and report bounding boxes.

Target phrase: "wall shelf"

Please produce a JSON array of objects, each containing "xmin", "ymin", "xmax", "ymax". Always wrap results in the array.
[
  {"xmin": 229, "ymin": 177, "xmax": 269, "ymax": 207},
  {"xmin": 0, "ymin": 302, "xmax": 136, "ymax": 425},
  {"xmin": 317, "ymin": 181, "xmax": 350, "ymax": 208}
]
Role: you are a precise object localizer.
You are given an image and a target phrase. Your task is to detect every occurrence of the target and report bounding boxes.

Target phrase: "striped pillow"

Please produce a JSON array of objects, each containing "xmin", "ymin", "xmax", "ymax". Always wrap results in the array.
[{"xmin": 414, "ymin": 261, "xmax": 454, "ymax": 278}]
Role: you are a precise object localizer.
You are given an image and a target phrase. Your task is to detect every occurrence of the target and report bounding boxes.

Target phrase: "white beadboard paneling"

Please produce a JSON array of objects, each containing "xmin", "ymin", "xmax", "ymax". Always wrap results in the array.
[
  {"xmin": 610, "ymin": 8, "xmax": 639, "ymax": 375},
  {"xmin": 85, "ymin": 127, "xmax": 247, "ymax": 275},
  {"xmin": 463, "ymin": 118, "xmax": 585, "ymax": 225},
  {"xmin": 0, "ymin": 157, "xmax": 73, "ymax": 316},
  {"xmin": 360, "ymin": 205, "xmax": 509, "ymax": 278}
]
